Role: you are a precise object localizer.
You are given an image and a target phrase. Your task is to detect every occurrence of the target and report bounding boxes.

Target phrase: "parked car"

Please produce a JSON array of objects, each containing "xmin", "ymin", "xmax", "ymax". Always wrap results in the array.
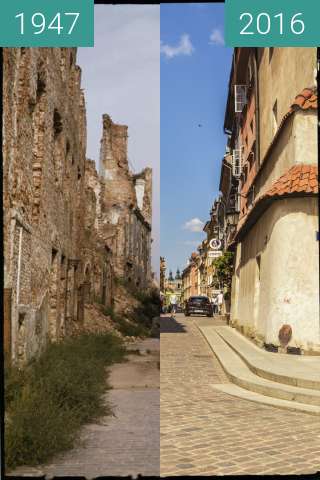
[{"xmin": 184, "ymin": 296, "xmax": 213, "ymax": 317}]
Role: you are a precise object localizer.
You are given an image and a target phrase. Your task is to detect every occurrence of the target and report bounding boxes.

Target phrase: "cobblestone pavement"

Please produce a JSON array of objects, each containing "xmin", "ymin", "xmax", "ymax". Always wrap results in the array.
[
  {"xmin": 160, "ymin": 314, "xmax": 320, "ymax": 476},
  {"xmin": 9, "ymin": 338, "xmax": 160, "ymax": 479}
]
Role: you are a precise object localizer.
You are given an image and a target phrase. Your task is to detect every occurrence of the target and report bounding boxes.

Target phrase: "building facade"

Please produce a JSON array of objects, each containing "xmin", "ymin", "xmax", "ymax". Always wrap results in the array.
[
  {"xmin": 225, "ymin": 48, "xmax": 319, "ymax": 353},
  {"xmin": 3, "ymin": 47, "xmax": 153, "ymax": 363},
  {"xmin": 181, "ymin": 252, "xmax": 198, "ymax": 302},
  {"xmin": 99, "ymin": 114, "xmax": 152, "ymax": 290}
]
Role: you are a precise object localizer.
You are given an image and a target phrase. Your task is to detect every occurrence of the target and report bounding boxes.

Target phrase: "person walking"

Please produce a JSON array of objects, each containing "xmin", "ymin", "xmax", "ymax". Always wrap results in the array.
[
  {"xmin": 217, "ymin": 291, "xmax": 224, "ymax": 315},
  {"xmin": 211, "ymin": 295, "xmax": 218, "ymax": 314},
  {"xmin": 170, "ymin": 294, "xmax": 177, "ymax": 315}
]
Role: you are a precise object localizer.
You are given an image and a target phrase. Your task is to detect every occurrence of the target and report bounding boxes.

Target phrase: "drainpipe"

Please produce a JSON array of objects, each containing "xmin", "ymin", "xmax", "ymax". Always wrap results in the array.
[
  {"xmin": 16, "ymin": 226, "xmax": 23, "ymax": 305},
  {"xmin": 253, "ymin": 49, "xmax": 261, "ymax": 167}
]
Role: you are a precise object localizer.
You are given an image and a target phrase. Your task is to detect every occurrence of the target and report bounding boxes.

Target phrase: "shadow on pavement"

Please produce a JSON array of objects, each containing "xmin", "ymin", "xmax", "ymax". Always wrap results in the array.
[{"xmin": 160, "ymin": 316, "xmax": 187, "ymax": 333}]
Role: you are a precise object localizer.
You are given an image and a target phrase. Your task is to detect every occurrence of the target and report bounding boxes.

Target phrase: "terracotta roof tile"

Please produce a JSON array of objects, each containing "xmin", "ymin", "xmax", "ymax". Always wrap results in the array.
[
  {"xmin": 291, "ymin": 88, "xmax": 318, "ymax": 111},
  {"xmin": 309, "ymin": 178, "xmax": 318, "ymax": 188},
  {"xmin": 261, "ymin": 165, "xmax": 318, "ymax": 199},
  {"xmin": 236, "ymin": 164, "xmax": 318, "ymax": 238}
]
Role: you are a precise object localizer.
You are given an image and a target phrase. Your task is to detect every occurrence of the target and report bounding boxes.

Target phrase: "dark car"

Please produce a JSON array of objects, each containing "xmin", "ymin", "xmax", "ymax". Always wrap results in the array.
[{"xmin": 185, "ymin": 296, "xmax": 213, "ymax": 317}]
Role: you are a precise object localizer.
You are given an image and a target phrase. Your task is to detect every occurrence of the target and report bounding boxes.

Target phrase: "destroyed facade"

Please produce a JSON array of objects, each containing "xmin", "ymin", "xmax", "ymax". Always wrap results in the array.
[{"xmin": 3, "ymin": 48, "xmax": 153, "ymax": 362}]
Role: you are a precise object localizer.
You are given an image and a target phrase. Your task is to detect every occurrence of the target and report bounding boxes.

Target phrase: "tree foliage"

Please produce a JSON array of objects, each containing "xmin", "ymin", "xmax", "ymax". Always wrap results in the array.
[{"xmin": 212, "ymin": 251, "xmax": 234, "ymax": 289}]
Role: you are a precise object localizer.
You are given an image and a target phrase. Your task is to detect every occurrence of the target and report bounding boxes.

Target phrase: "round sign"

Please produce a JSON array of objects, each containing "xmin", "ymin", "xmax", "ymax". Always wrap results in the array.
[{"xmin": 209, "ymin": 238, "xmax": 221, "ymax": 250}]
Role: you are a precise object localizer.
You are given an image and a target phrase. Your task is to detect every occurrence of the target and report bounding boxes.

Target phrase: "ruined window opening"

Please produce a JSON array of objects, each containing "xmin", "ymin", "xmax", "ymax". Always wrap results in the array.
[
  {"xmin": 65, "ymin": 140, "xmax": 71, "ymax": 178},
  {"xmin": 51, "ymin": 248, "xmax": 58, "ymax": 263},
  {"xmin": 18, "ymin": 312, "xmax": 26, "ymax": 329},
  {"xmin": 77, "ymin": 166, "xmax": 81, "ymax": 180},
  {"xmin": 36, "ymin": 72, "xmax": 46, "ymax": 100},
  {"xmin": 61, "ymin": 255, "xmax": 66, "ymax": 279},
  {"xmin": 53, "ymin": 109, "xmax": 63, "ymax": 186},
  {"xmin": 32, "ymin": 71, "xmax": 46, "ymax": 221},
  {"xmin": 53, "ymin": 109, "xmax": 63, "ymax": 137}
]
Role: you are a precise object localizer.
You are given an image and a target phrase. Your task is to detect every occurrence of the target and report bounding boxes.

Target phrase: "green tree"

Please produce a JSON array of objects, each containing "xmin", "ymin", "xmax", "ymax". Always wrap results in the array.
[{"xmin": 212, "ymin": 251, "xmax": 234, "ymax": 291}]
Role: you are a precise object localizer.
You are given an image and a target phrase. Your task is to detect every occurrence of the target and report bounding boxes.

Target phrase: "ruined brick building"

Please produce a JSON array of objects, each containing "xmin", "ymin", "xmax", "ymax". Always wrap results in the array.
[{"xmin": 3, "ymin": 48, "xmax": 153, "ymax": 363}]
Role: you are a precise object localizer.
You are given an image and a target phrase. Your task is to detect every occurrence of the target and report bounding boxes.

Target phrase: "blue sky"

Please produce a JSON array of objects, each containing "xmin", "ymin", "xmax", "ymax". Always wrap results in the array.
[{"xmin": 160, "ymin": 3, "xmax": 233, "ymax": 276}]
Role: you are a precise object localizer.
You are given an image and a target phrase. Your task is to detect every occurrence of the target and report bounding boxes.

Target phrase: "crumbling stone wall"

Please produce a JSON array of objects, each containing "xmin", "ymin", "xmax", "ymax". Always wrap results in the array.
[
  {"xmin": 99, "ymin": 115, "xmax": 152, "ymax": 289},
  {"xmin": 3, "ymin": 48, "xmax": 153, "ymax": 364},
  {"xmin": 3, "ymin": 49, "xmax": 110, "ymax": 362}
]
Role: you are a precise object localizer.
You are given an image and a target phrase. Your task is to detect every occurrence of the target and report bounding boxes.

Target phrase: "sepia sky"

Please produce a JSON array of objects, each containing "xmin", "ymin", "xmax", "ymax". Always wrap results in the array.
[{"xmin": 78, "ymin": 5, "xmax": 160, "ymax": 277}]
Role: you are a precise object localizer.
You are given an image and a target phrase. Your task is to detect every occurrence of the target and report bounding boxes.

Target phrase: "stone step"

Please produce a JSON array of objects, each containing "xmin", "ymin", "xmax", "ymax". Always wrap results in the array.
[
  {"xmin": 198, "ymin": 326, "xmax": 320, "ymax": 413},
  {"xmin": 211, "ymin": 384, "xmax": 320, "ymax": 416},
  {"xmin": 214, "ymin": 326, "xmax": 320, "ymax": 390}
]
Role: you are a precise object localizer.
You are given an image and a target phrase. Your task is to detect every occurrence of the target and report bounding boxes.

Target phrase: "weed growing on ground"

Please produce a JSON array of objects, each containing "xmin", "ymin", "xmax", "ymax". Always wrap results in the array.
[
  {"xmin": 101, "ymin": 306, "xmax": 147, "ymax": 337},
  {"xmin": 5, "ymin": 332, "xmax": 126, "ymax": 470}
]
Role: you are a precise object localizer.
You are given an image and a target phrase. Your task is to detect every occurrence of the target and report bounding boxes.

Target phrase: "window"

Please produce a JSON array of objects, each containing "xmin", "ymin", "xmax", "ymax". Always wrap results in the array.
[
  {"xmin": 247, "ymin": 186, "xmax": 255, "ymax": 209},
  {"xmin": 232, "ymin": 149, "xmax": 242, "ymax": 177},
  {"xmin": 234, "ymin": 85, "xmax": 248, "ymax": 113},
  {"xmin": 243, "ymin": 164, "xmax": 248, "ymax": 183}
]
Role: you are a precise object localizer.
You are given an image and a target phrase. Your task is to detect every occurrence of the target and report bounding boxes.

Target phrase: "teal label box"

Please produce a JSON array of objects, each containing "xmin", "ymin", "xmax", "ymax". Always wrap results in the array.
[
  {"xmin": 225, "ymin": 0, "xmax": 320, "ymax": 47},
  {"xmin": 0, "ymin": 0, "xmax": 94, "ymax": 47}
]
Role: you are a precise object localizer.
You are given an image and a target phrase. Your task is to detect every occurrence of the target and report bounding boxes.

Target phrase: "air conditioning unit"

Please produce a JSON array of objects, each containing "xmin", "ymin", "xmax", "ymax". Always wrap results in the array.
[
  {"xmin": 232, "ymin": 148, "xmax": 242, "ymax": 177},
  {"xmin": 234, "ymin": 85, "xmax": 248, "ymax": 113}
]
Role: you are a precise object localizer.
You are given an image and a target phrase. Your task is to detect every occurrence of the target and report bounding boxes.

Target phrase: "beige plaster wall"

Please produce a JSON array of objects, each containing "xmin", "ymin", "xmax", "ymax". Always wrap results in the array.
[
  {"xmin": 255, "ymin": 111, "xmax": 317, "ymax": 199},
  {"xmin": 258, "ymin": 48, "xmax": 317, "ymax": 163},
  {"xmin": 233, "ymin": 197, "xmax": 319, "ymax": 352}
]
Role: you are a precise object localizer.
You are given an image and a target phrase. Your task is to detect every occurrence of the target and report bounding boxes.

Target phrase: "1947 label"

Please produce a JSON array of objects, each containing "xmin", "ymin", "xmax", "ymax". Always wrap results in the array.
[{"xmin": 15, "ymin": 12, "xmax": 80, "ymax": 36}]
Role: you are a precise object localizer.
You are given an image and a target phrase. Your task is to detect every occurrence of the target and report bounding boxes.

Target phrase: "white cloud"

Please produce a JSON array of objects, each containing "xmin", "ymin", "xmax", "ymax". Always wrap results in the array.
[
  {"xmin": 209, "ymin": 28, "xmax": 225, "ymax": 46},
  {"xmin": 161, "ymin": 34, "xmax": 195, "ymax": 59},
  {"xmin": 183, "ymin": 218, "xmax": 204, "ymax": 232}
]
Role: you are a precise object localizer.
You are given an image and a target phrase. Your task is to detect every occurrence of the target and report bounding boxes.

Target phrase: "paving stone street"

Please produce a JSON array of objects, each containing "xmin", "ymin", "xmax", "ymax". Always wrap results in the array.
[{"xmin": 160, "ymin": 314, "xmax": 320, "ymax": 476}]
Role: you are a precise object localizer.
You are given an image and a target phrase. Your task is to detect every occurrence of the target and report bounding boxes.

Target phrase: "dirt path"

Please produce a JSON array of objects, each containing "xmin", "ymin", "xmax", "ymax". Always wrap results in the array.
[{"xmin": 9, "ymin": 338, "xmax": 160, "ymax": 479}]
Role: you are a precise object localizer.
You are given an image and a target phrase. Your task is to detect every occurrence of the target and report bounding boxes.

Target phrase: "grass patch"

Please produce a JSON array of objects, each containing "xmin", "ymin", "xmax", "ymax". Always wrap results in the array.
[{"xmin": 5, "ymin": 332, "xmax": 126, "ymax": 471}]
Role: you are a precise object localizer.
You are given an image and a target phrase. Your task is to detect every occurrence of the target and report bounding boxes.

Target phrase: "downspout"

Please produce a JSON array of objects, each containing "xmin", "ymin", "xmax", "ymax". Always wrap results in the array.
[{"xmin": 253, "ymin": 49, "xmax": 261, "ymax": 167}]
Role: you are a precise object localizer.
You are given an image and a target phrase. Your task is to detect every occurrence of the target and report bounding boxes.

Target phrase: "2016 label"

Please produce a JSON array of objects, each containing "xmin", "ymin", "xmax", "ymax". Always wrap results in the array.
[{"xmin": 240, "ymin": 12, "xmax": 305, "ymax": 36}]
